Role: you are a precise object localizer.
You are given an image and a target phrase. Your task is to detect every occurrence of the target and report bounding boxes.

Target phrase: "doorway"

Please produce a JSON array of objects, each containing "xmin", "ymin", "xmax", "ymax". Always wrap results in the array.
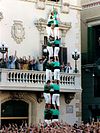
[{"xmin": 1, "ymin": 100, "xmax": 29, "ymax": 126}]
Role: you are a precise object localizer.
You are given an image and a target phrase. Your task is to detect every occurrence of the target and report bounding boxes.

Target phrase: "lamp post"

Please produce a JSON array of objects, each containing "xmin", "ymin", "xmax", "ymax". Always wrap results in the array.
[
  {"xmin": 72, "ymin": 49, "xmax": 80, "ymax": 73},
  {"xmin": 0, "ymin": 43, "xmax": 8, "ymax": 67}
]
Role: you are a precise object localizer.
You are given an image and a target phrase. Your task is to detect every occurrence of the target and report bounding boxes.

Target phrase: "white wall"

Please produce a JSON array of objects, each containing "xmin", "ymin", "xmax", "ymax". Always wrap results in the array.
[{"xmin": 0, "ymin": 0, "xmax": 81, "ymax": 66}]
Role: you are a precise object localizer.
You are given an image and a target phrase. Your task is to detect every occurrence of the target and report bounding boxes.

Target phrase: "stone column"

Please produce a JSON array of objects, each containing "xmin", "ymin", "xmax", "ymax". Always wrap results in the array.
[
  {"xmin": 75, "ymin": 92, "xmax": 82, "ymax": 124},
  {"xmin": 36, "ymin": 0, "xmax": 46, "ymax": 10},
  {"xmin": 38, "ymin": 26, "xmax": 45, "ymax": 56},
  {"xmin": 34, "ymin": 19, "xmax": 46, "ymax": 56},
  {"xmin": 40, "ymin": 27, "xmax": 45, "ymax": 46},
  {"xmin": 61, "ymin": 0, "xmax": 69, "ymax": 14},
  {"xmin": 61, "ymin": 29, "xmax": 67, "ymax": 46},
  {"xmin": 0, "ymin": 12, "xmax": 3, "ymax": 21},
  {"xmin": 28, "ymin": 102, "xmax": 32, "ymax": 126}
]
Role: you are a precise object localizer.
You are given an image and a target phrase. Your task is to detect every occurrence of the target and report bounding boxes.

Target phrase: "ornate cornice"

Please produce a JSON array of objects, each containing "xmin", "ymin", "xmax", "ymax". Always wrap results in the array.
[
  {"xmin": 0, "ymin": 12, "xmax": 3, "ymax": 21},
  {"xmin": 34, "ymin": 18, "xmax": 71, "ymax": 32},
  {"xmin": 64, "ymin": 92, "xmax": 75, "ymax": 104},
  {"xmin": 82, "ymin": 1, "xmax": 100, "ymax": 9},
  {"xmin": 34, "ymin": 18, "xmax": 47, "ymax": 32},
  {"xmin": 36, "ymin": 92, "xmax": 44, "ymax": 103},
  {"xmin": 10, "ymin": 92, "xmax": 24, "ymax": 100},
  {"xmin": 11, "ymin": 20, "xmax": 25, "ymax": 44}
]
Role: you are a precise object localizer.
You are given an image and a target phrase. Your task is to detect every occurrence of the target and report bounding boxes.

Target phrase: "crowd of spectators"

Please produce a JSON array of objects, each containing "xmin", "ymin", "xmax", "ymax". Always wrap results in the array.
[
  {"xmin": 0, "ymin": 121, "xmax": 100, "ymax": 133},
  {"xmin": 0, "ymin": 51, "xmax": 73, "ymax": 73}
]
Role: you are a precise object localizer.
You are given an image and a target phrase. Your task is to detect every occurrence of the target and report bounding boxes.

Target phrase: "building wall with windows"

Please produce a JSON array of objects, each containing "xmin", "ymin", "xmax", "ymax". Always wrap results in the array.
[
  {"xmin": 0, "ymin": 0, "xmax": 82, "ymax": 125},
  {"xmin": 81, "ymin": 0, "xmax": 100, "ymax": 122}
]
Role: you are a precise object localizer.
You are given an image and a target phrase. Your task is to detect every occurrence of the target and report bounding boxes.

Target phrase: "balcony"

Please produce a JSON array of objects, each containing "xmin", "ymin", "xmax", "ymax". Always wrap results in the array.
[{"xmin": 0, "ymin": 69, "xmax": 81, "ymax": 92}]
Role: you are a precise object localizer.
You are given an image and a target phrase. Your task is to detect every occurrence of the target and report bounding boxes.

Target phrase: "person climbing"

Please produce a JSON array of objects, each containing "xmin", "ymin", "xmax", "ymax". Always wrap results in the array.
[{"xmin": 52, "ymin": 80, "xmax": 60, "ymax": 110}]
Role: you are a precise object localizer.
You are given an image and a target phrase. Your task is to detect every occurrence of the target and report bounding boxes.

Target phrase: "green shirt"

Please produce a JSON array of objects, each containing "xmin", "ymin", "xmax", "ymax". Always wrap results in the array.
[
  {"xmin": 52, "ymin": 83, "xmax": 60, "ymax": 91},
  {"xmin": 47, "ymin": 40, "xmax": 54, "ymax": 46},
  {"xmin": 44, "ymin": 109, "xmax": 53, "ymax": 120},
  {"xmin": 51, "ymin": 109, "xmax": 59, "ymax": 116},
  {"xmin": 46, "ymin": 61, "xmax": 54, "ymax": 70},
  {"xmin": 44, "ymin": 84, "xmax": 53, "ymax": 93},
  {"xmin": 54, "ymin": 39, "xmax": 61, "ymax": 45},
  {"xmin": 52, "ymin": 61, "xmax": 60, "ymax": 67}
]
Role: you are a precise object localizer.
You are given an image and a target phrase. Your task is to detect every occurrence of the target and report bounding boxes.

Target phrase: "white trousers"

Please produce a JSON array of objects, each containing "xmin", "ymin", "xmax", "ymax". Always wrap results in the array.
[
  {"xmin": 44, "ymin": 120, "xmax": 52, "ymax": 125},
  {"xmin": 46, "ymin": 69, "xmax": 52, "ymax": 82},
  {"xmin": 52, "ymin": 119, "xmax": 59, "ymax": 122},
  {"xmin": 47, "ymin": 46, "xmax": 53, "ymax": 58},
  {"xmin": 54, "ymin": 27, "xmax": 59, "ymax": 39},
  {"xmin": 46, "ymin": 26, "xmax": 59, "ymax": 40},
  {"xmin": 54, "ymin": 47, "xmax": 59, "ymax": 57},
  {"xmin": 46, "ymin": 26, "xmax": 51, "ymax": 38},
  {"xmin": 52, "ymin": 94, "xmax": 60, "ymax": 106},
  {"xmin": 54, "ymin": 69, "xmax": 60, "ymax": 80},
  {"xmin": 43, "ymin": 93, "xmax": 51, "ymax": 104}
]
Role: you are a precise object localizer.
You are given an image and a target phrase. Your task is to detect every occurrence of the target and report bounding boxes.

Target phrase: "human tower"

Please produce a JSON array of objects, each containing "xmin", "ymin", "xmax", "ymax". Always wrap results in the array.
[{"xmin": 43, "ymin": 8, "xmax": 61, "ymax": 124}]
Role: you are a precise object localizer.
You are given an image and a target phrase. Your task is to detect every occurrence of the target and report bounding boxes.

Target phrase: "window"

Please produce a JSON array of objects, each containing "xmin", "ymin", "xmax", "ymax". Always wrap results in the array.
[{"xmin": 59, "ymin": 47, "xmax": 67, "ymax": 65}]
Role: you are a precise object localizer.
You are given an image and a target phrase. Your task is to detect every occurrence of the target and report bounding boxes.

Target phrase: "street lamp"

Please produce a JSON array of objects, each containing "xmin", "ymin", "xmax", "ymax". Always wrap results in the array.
[
  {"xmin": 72, "ymin": 49, "xmax": 80, "ymax": 73},
  {"xmin": 0, "ymin": 43, "xmax": 8, "ymax": 63}
]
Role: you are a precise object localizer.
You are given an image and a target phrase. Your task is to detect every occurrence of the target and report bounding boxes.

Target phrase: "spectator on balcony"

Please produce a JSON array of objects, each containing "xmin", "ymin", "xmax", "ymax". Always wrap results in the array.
[
  {"xmin": 61, "ymin": 62, "xmax": 65, "ymax": 72},
  {"xmin": 37, "ymin": 58, "xmax": 43, "ymax": 71},
  {"xmin": 15, "ymin": 57, "xmax": 20, "ymax": 69},
  {"xmin": 38, "ymin": 56, "xmax": 48, "ymax": 71},
  {"xmin": 65, "ymin": 62, "xmax": 72, "ymax": 73},
  {"xmin": 7, "ymin": 51, "xmax": 17, "ymax": 69},
  {"xmin": 22, "ymin": 56, "xmax": 29, "ymax": 70},
  {"xmin": 28, "ymin": 57, "xmax": 37, "ymax": 70},
  {"xmin": 18, "ymin": 57, "xmax": 24, "ymax": 69}
]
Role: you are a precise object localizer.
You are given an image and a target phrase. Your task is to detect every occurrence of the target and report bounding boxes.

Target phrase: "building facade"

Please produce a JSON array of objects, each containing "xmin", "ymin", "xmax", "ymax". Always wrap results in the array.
[
  {"xmin": 0, "ymin": 0, "xmax": 81, "ymax": 125},
  {"xmin": 81, "ymin": 0, "xmax": 100, "ymax": 122}
]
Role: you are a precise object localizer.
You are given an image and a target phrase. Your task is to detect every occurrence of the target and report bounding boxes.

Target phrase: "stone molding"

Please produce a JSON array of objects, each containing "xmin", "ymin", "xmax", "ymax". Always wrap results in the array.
[
  {"xmin": 0, "ymin": 12, "xmax": 3, "ymax": 21},
  {"xmin": 34, "ymin": 18, "xmax": 71, "ymax": 32},
  {"xmin": 36, "ymin": 0, "xmax": 46, "ymax": 10},
  {"xmin": 34, "ymin": 18, "xmax": 47, "ymax": 32},
  {"xmin": 61, "ymin": 2, "xmax": 70, "ymax": 14},
  {"xmin": 11, "ymin": 20, "xmax": 25, "ymax": 44},
  {"xmin": 82, "ymin": 1, "xmax": 100, "ymax": 9}
]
